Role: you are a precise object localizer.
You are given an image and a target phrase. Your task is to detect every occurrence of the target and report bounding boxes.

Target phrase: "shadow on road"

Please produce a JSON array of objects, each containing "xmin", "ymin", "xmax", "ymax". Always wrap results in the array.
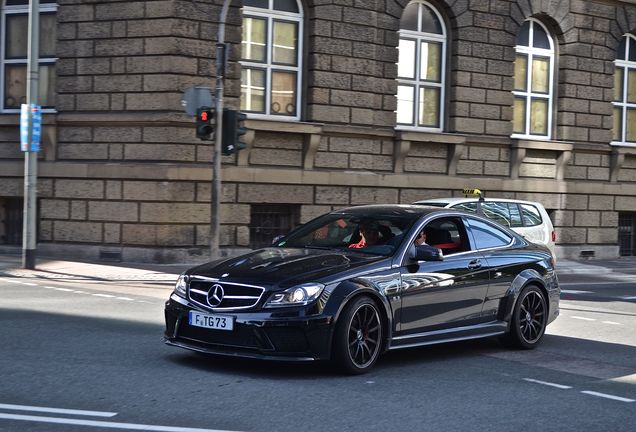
[{"xmin": 2, "ymin": 307, "xmax": 634, "ymax": 383}]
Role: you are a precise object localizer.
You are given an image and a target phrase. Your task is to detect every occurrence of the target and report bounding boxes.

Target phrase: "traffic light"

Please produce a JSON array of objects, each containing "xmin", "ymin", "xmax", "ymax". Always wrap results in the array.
[
  {"xmin": 196, "ymin": 107, "xmax": 214, "ymax": 140},
  {"xmin": 222, "ymin": 109, "xmax": 248, "ymax": 155}
]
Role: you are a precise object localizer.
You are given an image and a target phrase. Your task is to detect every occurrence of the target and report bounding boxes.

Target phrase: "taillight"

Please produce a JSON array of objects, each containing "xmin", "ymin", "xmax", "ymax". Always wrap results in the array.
[{"xmin": 551, "ymin": 230, "xmax": 556, "ymax": 242}]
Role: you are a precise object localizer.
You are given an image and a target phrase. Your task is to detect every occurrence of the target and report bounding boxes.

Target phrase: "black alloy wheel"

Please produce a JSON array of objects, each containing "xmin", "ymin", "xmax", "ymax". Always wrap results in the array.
[
  {"xmin": 519, "ymin": 289, "xmax": 547, "ymax": 344},
  {"xmin": 333, "ymin": 296, "xmax": 383, "ymax": 374},
  {"xmin": 502, "ymin": 285, "xmax": 547, "ymax": 349}
]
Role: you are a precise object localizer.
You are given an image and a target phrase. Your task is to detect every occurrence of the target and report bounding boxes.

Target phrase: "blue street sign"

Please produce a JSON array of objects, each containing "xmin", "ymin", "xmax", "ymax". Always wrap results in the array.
[
  {"xmin": 19, "ymin": 104, "xmax": 42, "ymax": 152},
  {"xmin": 31, "ymin": 105, "xmax": 41, "ymax": 152},
  {"xmin": 20, "ymin": 104, "xmax": 29, "ymax": 151}
]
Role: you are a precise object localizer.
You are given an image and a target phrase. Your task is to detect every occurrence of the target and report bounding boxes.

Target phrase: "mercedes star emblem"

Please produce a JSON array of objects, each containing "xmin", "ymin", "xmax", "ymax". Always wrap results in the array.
[{"xmin": 207, "ymin": 284, "xmax": 225, "ymax": 307}]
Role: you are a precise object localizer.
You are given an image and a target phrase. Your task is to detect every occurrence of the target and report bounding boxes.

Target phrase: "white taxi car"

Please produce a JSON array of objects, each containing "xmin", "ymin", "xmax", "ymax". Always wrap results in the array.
[{"xmin": 414, "ymin": 190, "xmax": 556, "ymax": 258}]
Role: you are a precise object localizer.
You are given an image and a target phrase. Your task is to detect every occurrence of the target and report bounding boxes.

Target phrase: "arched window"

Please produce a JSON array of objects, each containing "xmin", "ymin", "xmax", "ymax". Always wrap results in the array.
[
  {"xmin": 613, "ymin": 34, "xmax": 636, "ymax": 146},
  {"xmin": 396, "ymin": 1, "xmax": 446, "ymax": 131},
  {"xmin": 512, "ymin": 19, "xmax": 555, "ymax": 139},
  {"xmin": 1, "ymin": 0, "xmax": 57, "ymax": 111},
  {"xmin": 240, "ymin": 0, "xmax": 302, "ymax": 120}
]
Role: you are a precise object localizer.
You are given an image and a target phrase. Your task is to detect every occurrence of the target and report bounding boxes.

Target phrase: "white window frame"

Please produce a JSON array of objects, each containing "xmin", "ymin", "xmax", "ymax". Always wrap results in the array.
[
  {"xmin": 240, "ymin": 0, "xmax": 303, "ymax": 122},
  {"xmin": 396, "ymin": 0, "xmax": 446, "ymax": 132},
  {"xmin": 511, "ymin": 18, "xmax": 555, "ymax": 141},
  {"xmin": 612, "ymin": 34, "xmax": 636, "ymax": 147},
  {"xmin": 1, "ymin": 0, "xmax": 57, "ymax": 113}
]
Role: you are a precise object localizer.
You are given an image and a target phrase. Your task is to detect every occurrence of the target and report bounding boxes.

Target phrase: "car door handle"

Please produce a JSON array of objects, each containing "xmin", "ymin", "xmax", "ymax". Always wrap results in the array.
[{"xmin": 468, "ymin": 259, "xmax": 482, "ymax": 270}]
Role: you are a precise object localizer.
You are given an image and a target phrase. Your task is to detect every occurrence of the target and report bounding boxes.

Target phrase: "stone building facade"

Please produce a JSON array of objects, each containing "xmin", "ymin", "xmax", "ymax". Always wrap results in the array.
[{"xmin": 1, "ymin": 0, "xmax": 636, "ymax": 262}]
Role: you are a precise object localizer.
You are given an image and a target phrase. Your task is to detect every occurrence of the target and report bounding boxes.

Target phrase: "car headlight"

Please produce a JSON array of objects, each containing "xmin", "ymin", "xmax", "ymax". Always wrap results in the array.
[
  {"xmin": 264, "ymin": 283, "xmax": 325, "ymax": 308},
  {"xmin": 173, "ymin": 273, "xmax": 188, "ymax": 298}
]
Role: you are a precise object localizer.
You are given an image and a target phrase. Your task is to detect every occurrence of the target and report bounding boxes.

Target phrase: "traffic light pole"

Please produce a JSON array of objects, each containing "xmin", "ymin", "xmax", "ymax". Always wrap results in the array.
[
  {"xmin": 22, "ymin": 0, "xmax": 40, "ymax": 269},
  {"xmin": 210, "ymin": 0, "xmax": 231, "ymax": 260}
]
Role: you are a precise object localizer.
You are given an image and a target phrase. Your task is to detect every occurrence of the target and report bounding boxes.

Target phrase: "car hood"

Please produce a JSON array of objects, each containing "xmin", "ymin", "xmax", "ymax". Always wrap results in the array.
[{"xmin": 187, "ymin": 248, "xmax": 386, "ymax": 288}]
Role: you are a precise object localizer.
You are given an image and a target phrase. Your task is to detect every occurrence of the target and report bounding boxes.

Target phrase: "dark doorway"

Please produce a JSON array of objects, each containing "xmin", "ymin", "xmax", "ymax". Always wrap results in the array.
[
  {"xmin": 618, "ymin": 212, "xmax": 636, "ymax": 256},
  {"xmin": 0, "ymin": 197, "xmax": 23, "ymax": 245}
]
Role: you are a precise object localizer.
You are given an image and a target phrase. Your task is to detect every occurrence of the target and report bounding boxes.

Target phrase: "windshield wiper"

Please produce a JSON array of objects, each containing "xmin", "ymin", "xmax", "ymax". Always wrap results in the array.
[{"xmin": 303, "ymin": 245, "xmax": 334, "ymax": 250}]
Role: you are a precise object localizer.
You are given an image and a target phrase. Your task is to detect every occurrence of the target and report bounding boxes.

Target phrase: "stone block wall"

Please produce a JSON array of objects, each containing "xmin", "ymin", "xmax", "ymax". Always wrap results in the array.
[{"xmin": 1, "ymin": 0, "xmax": 636, "ymax": 261}]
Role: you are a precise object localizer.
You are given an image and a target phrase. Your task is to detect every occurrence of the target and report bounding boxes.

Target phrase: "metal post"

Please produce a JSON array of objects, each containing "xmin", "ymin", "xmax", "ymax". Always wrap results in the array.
[
  {"xmin": 210, "ymin": 0, "xmax": 231, "ymax": 260},
  {"xmin": 22, "ymin": 0, "xmax": 40, "ymax": 269}
]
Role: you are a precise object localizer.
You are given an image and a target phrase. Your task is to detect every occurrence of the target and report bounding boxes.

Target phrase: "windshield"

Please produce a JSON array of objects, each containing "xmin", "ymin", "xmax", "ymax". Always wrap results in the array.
[{"xmin": 274, "ymin": 211, "xmax": 420, "ymax": 256}]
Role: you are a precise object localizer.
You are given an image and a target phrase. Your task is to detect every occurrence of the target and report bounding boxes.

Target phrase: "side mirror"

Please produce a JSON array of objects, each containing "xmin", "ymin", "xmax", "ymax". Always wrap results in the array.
[
  {"xmin": 414, "ymin": 245, "xmax": 444, "ymax": 261},
  {"xmin": 271, "ymin": 235, "xmax": 285, "ymax": 245}
]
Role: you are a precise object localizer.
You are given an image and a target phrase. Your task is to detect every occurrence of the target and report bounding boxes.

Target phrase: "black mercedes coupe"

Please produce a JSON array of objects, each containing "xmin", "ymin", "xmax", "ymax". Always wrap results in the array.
[{"xmin": 164, "ymin": 205, "xmax": 559, "ymax": 374}]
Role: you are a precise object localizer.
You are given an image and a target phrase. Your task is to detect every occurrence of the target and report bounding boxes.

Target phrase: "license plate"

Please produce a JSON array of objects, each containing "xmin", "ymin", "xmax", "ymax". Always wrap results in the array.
[{"xmin": 188, "ymin": 311, "xmax": 234, "ymax": 331}]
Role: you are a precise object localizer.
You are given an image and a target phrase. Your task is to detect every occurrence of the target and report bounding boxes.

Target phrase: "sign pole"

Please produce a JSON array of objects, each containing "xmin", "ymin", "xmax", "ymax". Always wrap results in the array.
[
  {"xmin": 22, "ymin": 0, "xmax": 40, "ymax": 269},
  {"xmin": 210, "ymin": 0, "xmax": 231, "ymax": 260}
]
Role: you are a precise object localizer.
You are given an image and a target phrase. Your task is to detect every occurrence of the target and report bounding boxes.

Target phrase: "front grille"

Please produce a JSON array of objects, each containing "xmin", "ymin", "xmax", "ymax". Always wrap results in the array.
[
  {"xmin": 178, "ymin": 321, "xmax": 263, "ymax": 349},
  {"xmin": 188, "ymin": 278, "xmax": 265, "ymax": 311}
]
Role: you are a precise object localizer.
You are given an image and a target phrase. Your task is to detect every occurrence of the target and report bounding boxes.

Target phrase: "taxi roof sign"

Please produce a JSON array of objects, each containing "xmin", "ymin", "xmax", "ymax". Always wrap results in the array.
[{"xmin": 462, "ymin": 188, "xmax": 482, "ymax": 197}]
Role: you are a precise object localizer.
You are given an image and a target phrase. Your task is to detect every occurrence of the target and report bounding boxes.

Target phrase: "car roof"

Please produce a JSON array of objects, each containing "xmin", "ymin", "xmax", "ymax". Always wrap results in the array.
[
  {"xmin": 414, "ymin": 197, "xmax": 546, "ymax": 207},
  {"xmin": 332, "ymin": 204, "xmax": 454, "ymax": 217}
]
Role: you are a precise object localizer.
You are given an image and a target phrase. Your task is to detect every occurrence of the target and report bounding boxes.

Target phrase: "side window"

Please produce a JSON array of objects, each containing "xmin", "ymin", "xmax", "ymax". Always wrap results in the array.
[
  {"xmin": 479, "ymin": 202, "xmax": 522, "ymax": 228},
  {"xmin": 508, "ymin": 204, "xmax": 523, "ymax": 227},
  {"xmin": 520, "ymin": 204, "xmax": 542, "ymax": 226},
  {"xmin": 451, "ymin": 202, "xmax": 477, "ymax": 213},
  {"xmin": 481, "ymin": 202, "xmax": 512, "ymax": 227},
  {"xmin": 423, "ymin": 217, "xmax": 469, "ymax": 255},
  {"xmin": 465, "ymin": 217, "xmax": 512, "ymax": 250}
]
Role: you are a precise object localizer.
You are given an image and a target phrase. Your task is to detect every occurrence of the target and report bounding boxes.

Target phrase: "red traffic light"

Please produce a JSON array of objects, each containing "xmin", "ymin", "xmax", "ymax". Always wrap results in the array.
[{"xmin": 196, "ymin": 107, "xmax": 214, "ymax": 140}]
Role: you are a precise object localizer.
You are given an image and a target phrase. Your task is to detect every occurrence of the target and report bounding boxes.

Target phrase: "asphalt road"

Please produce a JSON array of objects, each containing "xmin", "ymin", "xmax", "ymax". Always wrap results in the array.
[{"xmin": 0, "ymin": 271, "xmax": 634, "ymax": 432}]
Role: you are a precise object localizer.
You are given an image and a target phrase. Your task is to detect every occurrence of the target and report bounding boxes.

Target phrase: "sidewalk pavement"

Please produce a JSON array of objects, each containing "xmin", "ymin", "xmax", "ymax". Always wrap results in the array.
[
  {"xmin": 0, "ymin": 253, "xmax": 189, "ymax": 282},
  {"xmin": 0, "ymin": 252, "xmax": 635, "ymax": 282}
]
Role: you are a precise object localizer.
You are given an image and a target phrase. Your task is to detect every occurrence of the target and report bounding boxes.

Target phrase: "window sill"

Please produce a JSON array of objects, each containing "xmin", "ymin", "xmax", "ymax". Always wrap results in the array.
[
  {"xmin": 239, "ymin": 118, "xmax": 324, "ymax": 169},
  {"xmin": 0, "ymin": 113, "xmax": 57, "ymax": 125},
  {"xmin": 512, "ymin": 139, "xmax": 574, "ymax": 152},
  {"xmin": 394, "ymin": 131, "xmax": 466, "ymax": 175},
  {"xmin": 610, "ymin": 142, "xmax": 636, "ymax": 149},
  {"xmin": 244, "ymin": 118, "xmax": 322, "ymax": 135},
  {"xmin": 510, "ymin": 139, "xmax": 575, "ymax": 180},
  {"xmin": 610, "ymin": 145, "xmax": 636, "ymax": 182},
  {"xmin": 397, "ymin": 130, "xmax": 465, "ymax": 145}
]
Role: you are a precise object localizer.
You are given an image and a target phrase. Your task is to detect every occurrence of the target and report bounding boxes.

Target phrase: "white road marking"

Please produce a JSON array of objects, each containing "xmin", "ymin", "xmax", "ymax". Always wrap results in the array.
[
  {"xmin": 0, "ymin": 412, "xmax": 239, "ymax": 432},
  {"xmin": 561, "ymin": 289, "xmax": 594, "ymax": 294},
  {"xmin": 2, "ymin": 278, "xmax": 148, "ymax": 303},
  {"xmin": 602, "ymin": 321, "xmax": 622, "ymax": 325},
  {"xmin": 0, "ymin": 403, "xmax": 116, "ymax": 417},
  {"xmin": 571, "ymin": 316, "xmax": 596, "ymax": 321},
  {"xmin": 580, "ymin": 391, "xmax": 635, "ymax": 403},
  {"xmin": 523, "ymin": 378, "xmax": 572, "ymax": 389},
  {"xmin": 1, "ymin": 279, "xmax": 23, "ymax": 284},
  {"xmin": 560, "ymin": 281, "xmax": 636, "ymax": 286}
]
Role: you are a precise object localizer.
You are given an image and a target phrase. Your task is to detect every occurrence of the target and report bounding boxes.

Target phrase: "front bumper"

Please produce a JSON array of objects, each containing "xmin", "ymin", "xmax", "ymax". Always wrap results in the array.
[{"xmin": 164, "ymin": 294, "xmax": 334, "ymax": 361}]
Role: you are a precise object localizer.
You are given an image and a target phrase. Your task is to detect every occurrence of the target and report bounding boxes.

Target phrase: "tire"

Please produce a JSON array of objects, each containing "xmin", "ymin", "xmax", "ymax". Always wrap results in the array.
[
  {"xmin": 332, "ymin": 296, "xmax": 383, "ymax": 374},
  {"xmin": 502, "ymin": 285, "xmax": 548, "ymax": 349}
]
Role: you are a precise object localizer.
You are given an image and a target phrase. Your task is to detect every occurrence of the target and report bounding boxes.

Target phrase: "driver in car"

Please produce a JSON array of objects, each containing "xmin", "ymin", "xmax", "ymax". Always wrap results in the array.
[{"xmin": 349, "ymin": 221, "xmax": 382, "ymax": 249}]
